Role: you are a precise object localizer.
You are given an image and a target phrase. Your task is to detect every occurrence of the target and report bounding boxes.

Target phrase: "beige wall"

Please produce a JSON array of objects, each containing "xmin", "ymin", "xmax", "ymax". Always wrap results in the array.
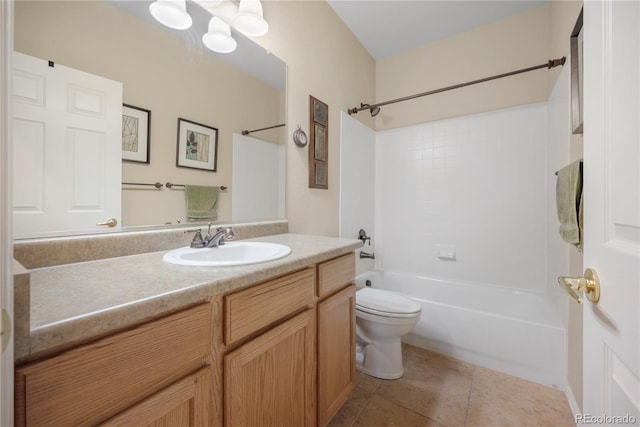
[
  {"xmin": 374, "ymin": 4, "xmax": 552, "ymax": 130},
  {"xmin": 253, "ymin": 1, "xmax": 376, "ymax": 236},
  {"xmin": 14, "ymin": 0, "xmax": 282, "ymax": 226}
]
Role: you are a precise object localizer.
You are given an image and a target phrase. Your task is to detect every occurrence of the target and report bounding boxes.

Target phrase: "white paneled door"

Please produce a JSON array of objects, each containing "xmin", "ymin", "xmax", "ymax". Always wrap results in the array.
[
  {"xmin": 12, "ymin": 52, "xmax": 122, "ymax": 238},
  {"xmin": 582, "ymin": 0, "xmax": 640, "ymax": 424}
]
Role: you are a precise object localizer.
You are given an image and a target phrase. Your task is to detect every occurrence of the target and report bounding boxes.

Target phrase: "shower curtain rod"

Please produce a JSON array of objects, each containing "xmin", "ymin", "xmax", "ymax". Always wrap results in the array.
[
  {"xmin": 241, "ymin": 123, "xmax": 286, "ymax": 135},
  {"xmin": 347, "ymin": 57, "xmax": 566, "ymax": 116}
]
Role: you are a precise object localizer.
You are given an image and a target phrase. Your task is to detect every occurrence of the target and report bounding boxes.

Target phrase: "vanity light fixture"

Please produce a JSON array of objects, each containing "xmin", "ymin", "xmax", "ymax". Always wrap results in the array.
[
  {"xmin": 150, "ymin": 0, "xmax": 269, "ymax": 54},
  {"xmin": 234, "ymin": 0, "xmax": 269, "ymax": 37},
  {"xmin": 149, "ymin": 0, "xmax": 193, "ymax": 30},
  {"xmin": 202, "ymin": 17, "xmax": 238, "ymax": 53}
]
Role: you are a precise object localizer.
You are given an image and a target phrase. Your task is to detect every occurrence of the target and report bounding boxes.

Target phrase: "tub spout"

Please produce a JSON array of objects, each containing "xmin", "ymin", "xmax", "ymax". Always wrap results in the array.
[{"xmin": 360, "ymin": 251, "xmax": 375, "ymax": 259}]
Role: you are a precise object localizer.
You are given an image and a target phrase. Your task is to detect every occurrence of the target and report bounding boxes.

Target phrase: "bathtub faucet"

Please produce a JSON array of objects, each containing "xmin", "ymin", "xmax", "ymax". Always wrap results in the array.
[
  {"xmin": 358, "ymin": 229, "xmax": 372, "ymax": 245},
  {"xmin": 360, "ymin": 251, "xmax": 375, "ymax": 259}
]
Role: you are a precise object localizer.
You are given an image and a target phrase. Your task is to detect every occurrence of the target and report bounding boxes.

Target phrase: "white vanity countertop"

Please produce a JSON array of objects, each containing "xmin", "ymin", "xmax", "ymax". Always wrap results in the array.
[{"xmin": 22, "ymin": 233, "xmax": 362, "ymax": 359}]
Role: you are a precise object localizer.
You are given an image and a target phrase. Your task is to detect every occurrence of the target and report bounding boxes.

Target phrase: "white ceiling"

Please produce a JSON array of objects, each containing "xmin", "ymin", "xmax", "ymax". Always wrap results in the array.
[{"xmin": 327, "ymin": 0, "xmax": 546, "ymax": 60}]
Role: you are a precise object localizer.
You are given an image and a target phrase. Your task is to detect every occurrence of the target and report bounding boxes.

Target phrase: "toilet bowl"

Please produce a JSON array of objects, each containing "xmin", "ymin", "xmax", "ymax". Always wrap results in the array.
[{"xmin": 355, "ymin": 287, "xmax": 422, "ymax": 379}]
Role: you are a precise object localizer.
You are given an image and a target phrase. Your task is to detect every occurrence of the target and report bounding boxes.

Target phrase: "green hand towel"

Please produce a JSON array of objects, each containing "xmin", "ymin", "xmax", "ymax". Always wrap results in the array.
[
  {"xmin": 185, "ymin": 185, "xmax": 220, "ymax": 220},
  {"xmin": 556, "ymin": 159, "xmax": 583, "ymax": 248}
]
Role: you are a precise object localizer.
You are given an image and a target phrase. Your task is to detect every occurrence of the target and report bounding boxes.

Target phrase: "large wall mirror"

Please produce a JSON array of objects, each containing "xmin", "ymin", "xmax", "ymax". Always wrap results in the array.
[{"xmin": 13, "ymin": 0, "xmax": 286, "ymax": 238}]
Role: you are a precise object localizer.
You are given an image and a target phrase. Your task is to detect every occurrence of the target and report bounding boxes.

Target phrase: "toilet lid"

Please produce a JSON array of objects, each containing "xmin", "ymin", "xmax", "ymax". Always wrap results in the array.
[{"xmin": 356, "ymin": 288, "xmax": 422, "ymax": 316}]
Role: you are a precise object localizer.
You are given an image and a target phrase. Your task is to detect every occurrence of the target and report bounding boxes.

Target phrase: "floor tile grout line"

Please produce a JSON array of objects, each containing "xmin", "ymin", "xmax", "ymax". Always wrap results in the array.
[
  {"xmin": 371, "ymin": 392, "xmax": 447, "ymax": 427},
  {"xmin": 350, "ymin": 388, "xmax": 376, "ymax": 427},
  {"xmin": 464, "ymin": 366, "xmax": 477, "ymax": 427}
]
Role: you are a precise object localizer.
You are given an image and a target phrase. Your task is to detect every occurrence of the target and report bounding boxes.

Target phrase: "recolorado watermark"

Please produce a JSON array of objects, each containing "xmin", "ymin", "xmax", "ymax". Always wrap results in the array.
[{"xmin": 575, "ymin": 413, "xmax": 638, "ymax": 425}]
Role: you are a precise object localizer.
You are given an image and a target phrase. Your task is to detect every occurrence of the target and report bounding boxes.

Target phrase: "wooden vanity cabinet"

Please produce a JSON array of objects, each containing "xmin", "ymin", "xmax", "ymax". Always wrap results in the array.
[
  {"xmin": 16, "ymin": 252, "xmax": 357, "ymax": 427},
  {"xmin": 14, "ymin": 303, "xmax": 213, "ymax": 427},
  {"xmin": 221, "ymin": 255, "xmax": 356, "ymax": 427},
  {"xmin": 100, "ymin": 367, "xmax": 213, "ymax": 427},
  {"xmin": 316, "ymin": 253, "xmax": 356, "ymax": 427},
  {"xmin": 224, "ymin": 310, "xmax": 316, "ymax": 427},
  {"xmin": 222, "ymin": 267, "xmax": 316, "ymax": 427}
]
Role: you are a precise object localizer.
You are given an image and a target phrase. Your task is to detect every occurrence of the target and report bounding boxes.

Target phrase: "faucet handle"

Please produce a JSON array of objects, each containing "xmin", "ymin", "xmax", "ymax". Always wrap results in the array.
[
  {"xmin": 217, "ymin": 227, "xmax": 235, "ymax": 241},
  {"xmin": 206, "ymin": 222, "xmax": 214, "ymax": 240},
  {"xmin": 185, "ymin": 228, "xmax": 205, "ymax": 248},
  {"xmin": 358, "ymin": 229, "xmax": 371, "ymax": 245}
]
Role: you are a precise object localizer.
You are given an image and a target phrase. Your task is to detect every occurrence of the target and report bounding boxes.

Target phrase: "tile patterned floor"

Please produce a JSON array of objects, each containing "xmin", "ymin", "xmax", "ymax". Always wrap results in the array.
[{"xmin": 329, "ymin": 344, "xmax": 575, "ymax": 427}]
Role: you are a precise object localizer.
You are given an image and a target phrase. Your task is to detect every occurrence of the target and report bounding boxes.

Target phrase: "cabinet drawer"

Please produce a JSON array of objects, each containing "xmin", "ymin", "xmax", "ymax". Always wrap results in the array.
[
  {"xmin": 317, "ymin": 253, "xmax": 355, "ymax": 298},
  {"xmin": 225, "ymin": 267, "xmax": 315, "ymax": 346},
  {"xmin": 15, "ymin": 303, "xmax": 211, "ymax": 427}
]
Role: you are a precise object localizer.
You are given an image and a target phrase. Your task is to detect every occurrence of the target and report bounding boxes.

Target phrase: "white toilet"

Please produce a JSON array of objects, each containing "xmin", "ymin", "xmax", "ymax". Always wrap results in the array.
[{"xmin": 355, "ymin": 287, "xmax": 422, "ymax": 379}]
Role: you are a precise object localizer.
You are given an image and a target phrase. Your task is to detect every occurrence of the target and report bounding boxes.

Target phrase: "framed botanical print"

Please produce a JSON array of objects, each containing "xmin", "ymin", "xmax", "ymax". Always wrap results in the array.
[
  {"xmin": 176, "ymin": 118, "xmax": 218, "ymax": 172},
  {"xmin": 122, "ymin": 104, "xmax": 151, "ymax": 163},
  {"xmin": 309, "ymin": 96, "xmax": 328, "ymax": 189}
]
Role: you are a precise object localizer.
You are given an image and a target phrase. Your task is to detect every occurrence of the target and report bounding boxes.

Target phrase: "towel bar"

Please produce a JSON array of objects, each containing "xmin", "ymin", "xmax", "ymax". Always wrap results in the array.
[
  {"xmin": 166, "ymin": 182, "xmax": 227, "ymax": 191},
  {"xmin": 122, "ymin": 182, "xmax": 163, "ymax": 189},
  {"xmin": 555, "ymin": 159, "xmax": 583, "ymax": 175}
]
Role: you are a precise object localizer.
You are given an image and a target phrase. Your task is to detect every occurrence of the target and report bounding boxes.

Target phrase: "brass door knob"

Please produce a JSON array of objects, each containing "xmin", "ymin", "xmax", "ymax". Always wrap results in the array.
[
  {"xmin": 96, "ymin": 218, "xmax": 118, "ymax": 227},
  {"xmin": 558, "ymin": 268, "xmax": 601, "ymax": 304}
]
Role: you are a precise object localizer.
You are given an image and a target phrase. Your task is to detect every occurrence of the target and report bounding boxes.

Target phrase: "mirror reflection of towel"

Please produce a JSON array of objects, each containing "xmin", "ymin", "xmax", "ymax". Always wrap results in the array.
[
  {"xmin": 185, "ymin": 185, "xmax": 219, "ymax": 220},
  {"xmin": 555, "ymin": 159, "xmax": 583, "ymax": 250}
]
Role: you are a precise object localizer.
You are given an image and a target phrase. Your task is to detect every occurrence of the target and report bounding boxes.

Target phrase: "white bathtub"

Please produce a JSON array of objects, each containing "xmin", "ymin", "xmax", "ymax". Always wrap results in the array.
[{"xmin": 356, "ymin": 271, "xmax": 566, "ymax": 389}]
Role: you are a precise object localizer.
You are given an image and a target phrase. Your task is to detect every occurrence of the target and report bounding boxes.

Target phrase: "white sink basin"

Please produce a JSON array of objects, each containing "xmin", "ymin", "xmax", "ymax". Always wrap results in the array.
[{"xmin": 162, "ymin": 242, "xmax": 291, "ymax": 267}]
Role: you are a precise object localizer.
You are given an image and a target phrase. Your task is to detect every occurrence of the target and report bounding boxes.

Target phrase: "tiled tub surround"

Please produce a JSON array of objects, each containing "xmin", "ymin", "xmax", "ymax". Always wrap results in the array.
[
  {"xmin": 374, "ymin": 103, "xmax": 549, "ymax": 292},
  {"xmin": 15, "ymin": 232, "xmax": 361, "ymax": 361}
]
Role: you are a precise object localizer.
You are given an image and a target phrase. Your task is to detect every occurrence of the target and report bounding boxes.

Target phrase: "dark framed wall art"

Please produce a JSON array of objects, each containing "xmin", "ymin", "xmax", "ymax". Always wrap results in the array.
[
  {"xmin": 309, "ymin": 95, "xmax": 328, "ymax": 189},
  {"xmin": 122, "ymin": 104, "xmax": 151, "ymax": 163},
  {"xmin": 176, "ymin": 118, "xmax": 218, "ymax": 172}
]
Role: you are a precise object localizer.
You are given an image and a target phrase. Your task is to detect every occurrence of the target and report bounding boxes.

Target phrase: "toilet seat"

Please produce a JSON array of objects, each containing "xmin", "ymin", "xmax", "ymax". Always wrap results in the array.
[{"xmin": 356, "ymin": 288, "xmax": 421, "ymax": 318}]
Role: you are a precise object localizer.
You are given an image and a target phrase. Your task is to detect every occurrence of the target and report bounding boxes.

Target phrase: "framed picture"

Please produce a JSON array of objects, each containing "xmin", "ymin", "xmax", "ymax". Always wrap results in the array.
[
  {"xmin": 122, "ymin": 104, "xmax": 150, "ymax": 163},
  {"xmin": 176, "ymin": 118, "xmax": 218, "ymax": 172},
  {"xmin": 314, "ymin": 124, "xmax": 327, "ymax": 161},
  {"xmin": 309, "ymin": 95, "xmax": 328, "ymax": 189},
  {"xmin": 570, "ymin": 8, "xmax": 583, "ymax": 134},
  {"xmin": 312, "ymin": 97, "xmax": 328, "ymax": 127}
]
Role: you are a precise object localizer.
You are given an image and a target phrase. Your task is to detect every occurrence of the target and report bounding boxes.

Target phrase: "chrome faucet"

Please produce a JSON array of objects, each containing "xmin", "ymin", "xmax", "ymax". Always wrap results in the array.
[{"xmin": 186, "ymin": 224, "xmax": 235, "ymax": 248}]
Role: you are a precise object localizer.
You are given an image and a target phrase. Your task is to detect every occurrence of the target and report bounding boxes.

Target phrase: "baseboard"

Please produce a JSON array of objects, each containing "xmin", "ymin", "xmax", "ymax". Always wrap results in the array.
[{"xmin": 565, "ymin": 385, "xmax": 580, "ymax": 426}]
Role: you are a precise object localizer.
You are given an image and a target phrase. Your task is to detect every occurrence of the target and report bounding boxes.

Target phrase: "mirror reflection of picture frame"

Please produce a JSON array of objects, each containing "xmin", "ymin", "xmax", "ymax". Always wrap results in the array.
[
  {"xmin": 176, "ymin": 118, "xmax": 218, "ymax": 172},
  {"xmin": 122, "ymin": 104, "xmax": 151, "ymax": 163},
  {"xmin": 309, "ymin": 95, "xmax": 328, "ymax": 189},
  {"xmin": 570, "ymin": 8, "xmax": 584, "ymax": 135}
]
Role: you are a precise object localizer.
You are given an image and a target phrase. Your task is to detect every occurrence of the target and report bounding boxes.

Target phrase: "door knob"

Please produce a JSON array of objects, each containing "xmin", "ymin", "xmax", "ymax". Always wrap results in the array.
[
  {"xmin": 96, "ymin": 218, "xmax": 118, "ymax": 227},
  {"xmin": 558, "ymin": 268, "xmax": 601, "ymax": 304}
]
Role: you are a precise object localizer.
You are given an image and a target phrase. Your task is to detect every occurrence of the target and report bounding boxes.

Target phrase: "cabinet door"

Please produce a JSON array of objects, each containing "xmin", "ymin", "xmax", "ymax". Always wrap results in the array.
[
  {"xmin": 100, "ymin": 367, "xmax": 213, "ymax": 427},
  {"xmin": 317, "ymin": 285, "xmax": 356, "ymax": 427},
  {"xmin": 225, "ymin": 310, "xmax": 316, "ymax": 427}
]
